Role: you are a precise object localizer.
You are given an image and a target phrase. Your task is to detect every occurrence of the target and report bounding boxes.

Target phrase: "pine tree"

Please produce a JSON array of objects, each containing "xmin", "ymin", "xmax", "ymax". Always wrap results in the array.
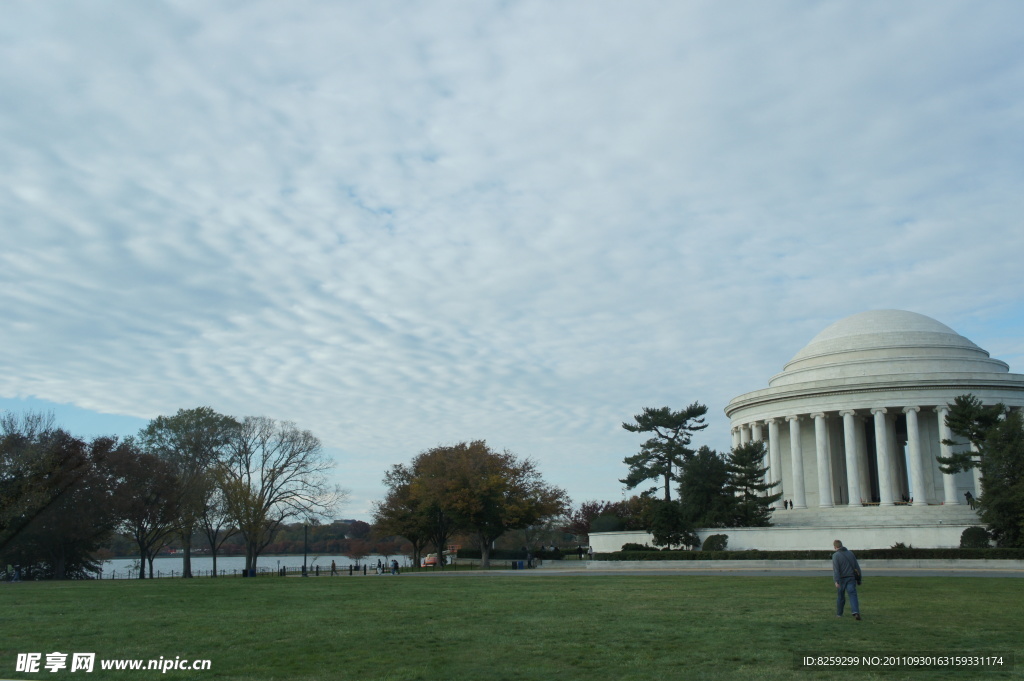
[
  {"xmin": 940, "ymin": 395, "xmax": 1024, "ymax": 548},
  {"xmin": 647, "ymin": 499, "xmax": 699, "ymax": 549},
  {"xmin": 621, "ymin": 403, "xmax": 708, "ymax": 501},
  {"xmin": 726, "ymin": 441, "xmax": 781, "ymax": 527},
  {"xmin": 677, "ymin": 445, "xmax": 733, "ymax": 527}
]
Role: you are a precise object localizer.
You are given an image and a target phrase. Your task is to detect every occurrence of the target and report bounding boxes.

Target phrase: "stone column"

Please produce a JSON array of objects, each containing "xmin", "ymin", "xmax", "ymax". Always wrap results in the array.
[
  {"xmin": 971, "ymin": 443, "xmax": 983, "ymax": 497},
  {"xmin": 904, "ymin": 407, "xmax": 927, "ymax": 505},
  {"xmin": 812, "ymin": 413, "xmax": 834, "ymax": 508},
  {"xmin": 740, "ymin": 424, "xmax": 751, "ymax": 446},
  {"xmin": 767, "ymin": 418, "xmax": 783, "ymax": 498},
  {"xmin": 855, "ymin": 416, "xmax": 870, "ymax": 502},
  {"xmin": 787, "ymin": 415, "xmax": 807, "ymax": 509},
  {"xmin": 840, "ymin": 410, "xmax": 862, "ymax": 507},
  {"xmin": 935, "ymin": 406, "xmax": 960, "ymax": 504},
  {"xmin": 885, "ymin": 415, "xmax": 903, "ymax": 501},
  {"xmin": 731, "ymin": 427, "xmax": 741, "ymax": 450},
  {"xmin": 750, "ymin": 421, "xmax": 767, "ymax": 482},
  {"xmin": 872, "ymin": 408, "xmax": 894, "ymax": 506}
]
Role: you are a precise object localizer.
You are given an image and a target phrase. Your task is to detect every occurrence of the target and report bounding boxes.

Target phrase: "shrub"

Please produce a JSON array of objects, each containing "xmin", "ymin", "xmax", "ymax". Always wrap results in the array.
[
  {"xmin": 594, "ymin": 547, "xmax": 1024, "ymax": 561},
  {"xmin": 702, "ymin": 534, "xmax": 729, "ymax": 551},
  {"xmin": 890, "ymin": 542, "xmax": 912, "ymax": 550},
  {"xmin": 960, "ymin": 526, "xmax": 991, "ymax": 549},
  {"xmin": 621, "ymin": 543, "xmax": 652, "ymax": 551}
]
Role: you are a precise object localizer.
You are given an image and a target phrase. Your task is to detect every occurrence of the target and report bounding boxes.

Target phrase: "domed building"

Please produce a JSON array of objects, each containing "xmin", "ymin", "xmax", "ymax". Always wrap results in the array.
[
  {"xmin": 720, "ymin": 309, "xmax": 1024, "ymax": 549},
  {"xmin": 590, "ymin": 310, "xmax": 1024, "ymax": 552}
]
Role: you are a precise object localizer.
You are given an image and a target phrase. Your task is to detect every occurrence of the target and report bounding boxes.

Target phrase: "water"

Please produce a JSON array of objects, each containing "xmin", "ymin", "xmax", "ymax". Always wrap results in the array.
[{"xmin": 99, "ymin": 553, "xmax": 411, "ymax": 578}]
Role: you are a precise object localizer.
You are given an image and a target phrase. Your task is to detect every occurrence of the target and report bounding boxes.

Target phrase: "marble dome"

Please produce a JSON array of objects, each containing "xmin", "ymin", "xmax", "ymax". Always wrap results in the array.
[{"xmin": 770, "ymin": 310, "xmax": 1009, "ymax": 388}]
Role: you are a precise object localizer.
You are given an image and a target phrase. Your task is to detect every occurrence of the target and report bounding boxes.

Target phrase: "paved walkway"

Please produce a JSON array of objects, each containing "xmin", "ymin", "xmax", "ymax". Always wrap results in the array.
[{"xmin": 399, "ymin": 561, "xmax": 1024, "ymax": 578}]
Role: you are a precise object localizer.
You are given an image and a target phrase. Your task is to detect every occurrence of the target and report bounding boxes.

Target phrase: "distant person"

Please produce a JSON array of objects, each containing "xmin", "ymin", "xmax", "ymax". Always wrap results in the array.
[
  {"xmin": 331, "ymin": 560, "xmax": 336, "ymax": 576},
  {"xmin": 965, "ymin": 491, "xmax": 977, "ymax": 510},
  {"xmin": 831, "ymin": 539, "xmax": 862, "ymax": 620},
  {"xmin": 391, "ymin": 559, "xmax": 399, "ymax": 575}
]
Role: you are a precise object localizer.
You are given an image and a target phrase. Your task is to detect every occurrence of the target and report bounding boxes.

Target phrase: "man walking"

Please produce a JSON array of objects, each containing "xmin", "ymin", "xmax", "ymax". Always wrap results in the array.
[{"xmin": 832, "ymin": 539, "xmax": 861, "ymax": 620}]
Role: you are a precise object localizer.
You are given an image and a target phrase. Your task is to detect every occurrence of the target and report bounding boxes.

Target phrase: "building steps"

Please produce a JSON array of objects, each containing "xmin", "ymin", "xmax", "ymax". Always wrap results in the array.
[{"xmin": 767, "ymin": 503, "xmax": 980, "ymax": 529}]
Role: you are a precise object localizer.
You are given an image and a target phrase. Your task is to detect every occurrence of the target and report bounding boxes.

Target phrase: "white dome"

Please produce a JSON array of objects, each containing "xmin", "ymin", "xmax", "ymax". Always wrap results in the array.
[{"xmin": 769, "ymin": 310, "xmax": 1008, "ymax": 387}]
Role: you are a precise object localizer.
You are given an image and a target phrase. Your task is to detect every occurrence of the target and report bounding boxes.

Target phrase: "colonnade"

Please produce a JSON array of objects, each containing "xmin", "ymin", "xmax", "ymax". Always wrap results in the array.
[{"xmin": 730, "ymin": 405, "xmax": 979, "ymax": 509}]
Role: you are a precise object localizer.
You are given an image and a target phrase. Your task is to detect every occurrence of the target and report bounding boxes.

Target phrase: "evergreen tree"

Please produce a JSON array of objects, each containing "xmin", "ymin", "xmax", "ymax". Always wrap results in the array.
[
  {"xmin": 726, "ymin": 441, "xmax": 781, "ymax": 527},
  {"xmin": 937, "ymin": 394, "xmax": 1004, "ymax": 472},
  {"xmin": 621, "ymin": 403, "xmax": 708, "ymax": 501},
  {"xmin": 940, "ymin": 395, "xmax": 1024, "ymax": 548},
  {"xmin": 647, "ymin": 499, "xmax": 699, "ymax": 549},
  {"xmin": 677, "ymin": 446, "xmax": 733, "ymax": 527}
]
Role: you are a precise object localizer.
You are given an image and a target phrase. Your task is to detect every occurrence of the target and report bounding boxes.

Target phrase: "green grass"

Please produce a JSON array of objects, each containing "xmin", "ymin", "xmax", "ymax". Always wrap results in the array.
[{"xmin": 1, "ymin": 574, "xmax": 1021, "ymax": 680}]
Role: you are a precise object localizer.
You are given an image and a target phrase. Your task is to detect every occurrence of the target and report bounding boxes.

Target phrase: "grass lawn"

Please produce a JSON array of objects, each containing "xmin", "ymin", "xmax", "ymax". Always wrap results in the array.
[{"xmin": 1, "ymin": 574, "xmax": 1020, "ymax": 681}]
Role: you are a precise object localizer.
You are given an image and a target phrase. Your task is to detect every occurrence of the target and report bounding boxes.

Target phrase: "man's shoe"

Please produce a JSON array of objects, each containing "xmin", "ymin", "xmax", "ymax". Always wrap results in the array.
[{"xmin": 853, "ymin": 613, "xmax": 861, "ymax": 621}]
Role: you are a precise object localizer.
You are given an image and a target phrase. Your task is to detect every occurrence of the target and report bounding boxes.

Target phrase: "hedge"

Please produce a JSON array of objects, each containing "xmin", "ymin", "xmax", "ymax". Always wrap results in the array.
[
  {"xmin": 595, "ymin": 548, "xmax": 1024, "ymax": 561},
  {"xmin": 456, "ymin": 548, "xmax": 576, "ymax": 560}
]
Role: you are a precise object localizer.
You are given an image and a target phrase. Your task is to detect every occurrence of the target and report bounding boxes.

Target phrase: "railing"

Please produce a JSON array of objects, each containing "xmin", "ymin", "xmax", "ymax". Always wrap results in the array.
[
  {"xmin": 93, "ymin": 558, "xmax": 553, "ymax": 579},
  {"xmin": 94, "ymin": 563, "xmax": 409, "ymax": 579}
]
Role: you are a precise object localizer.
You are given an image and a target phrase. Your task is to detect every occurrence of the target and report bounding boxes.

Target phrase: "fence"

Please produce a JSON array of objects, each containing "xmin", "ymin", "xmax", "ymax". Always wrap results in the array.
[
  {"xmin": 1, "ymin": 557, "xmax": 557, "ymax": 581},
  {"xmin": 94, "ymin": 557, "xmax": 548, "ymax": 579}
]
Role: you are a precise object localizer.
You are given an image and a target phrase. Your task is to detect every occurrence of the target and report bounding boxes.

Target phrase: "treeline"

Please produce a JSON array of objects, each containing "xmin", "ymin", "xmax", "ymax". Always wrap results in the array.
[
  {"xmin": 100, "ymin": 520, "xmax": 409, "ymax": 560},
  {"xmin": 586, "ymin": 403, "xmax": 782, "ymax": 548},
  {"xmin": 0, "ymin": 407, "xmax": 342, "ymax": 579}
]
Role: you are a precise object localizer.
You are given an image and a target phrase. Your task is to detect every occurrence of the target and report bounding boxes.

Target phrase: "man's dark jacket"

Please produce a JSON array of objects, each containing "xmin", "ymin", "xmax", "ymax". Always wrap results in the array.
[{"xmin": 832, "ymin": 547, "xmax": 861, "ymax": 583}]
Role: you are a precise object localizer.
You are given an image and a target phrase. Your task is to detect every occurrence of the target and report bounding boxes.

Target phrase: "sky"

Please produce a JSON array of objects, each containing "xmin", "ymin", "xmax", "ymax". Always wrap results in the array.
[{"xmin": 2, "ymin": 1, "xmax": 1023, "ymax": 521}]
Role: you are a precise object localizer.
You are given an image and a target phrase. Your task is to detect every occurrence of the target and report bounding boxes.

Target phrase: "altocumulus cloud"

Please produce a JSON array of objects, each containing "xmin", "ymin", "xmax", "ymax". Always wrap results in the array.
[{"xmin": 1, "ymin": 0, "xmax": 1023, "ymax": 516}]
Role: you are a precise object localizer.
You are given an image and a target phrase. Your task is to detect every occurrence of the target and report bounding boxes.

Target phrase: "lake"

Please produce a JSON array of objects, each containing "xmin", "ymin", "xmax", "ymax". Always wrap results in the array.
[{"xmin": 99, "ymin": 553, "xmax": 411, "ymax": 579}]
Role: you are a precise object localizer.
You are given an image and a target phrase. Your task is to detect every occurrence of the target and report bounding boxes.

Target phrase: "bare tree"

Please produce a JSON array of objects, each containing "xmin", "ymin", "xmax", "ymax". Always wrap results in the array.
[
  {"xmin": 219, "ymin": 416, "xmax": 345, "ymax": 572},
  {"xmin": 197, "ymin": 476, "xmax": 238, "ymax": 577}
]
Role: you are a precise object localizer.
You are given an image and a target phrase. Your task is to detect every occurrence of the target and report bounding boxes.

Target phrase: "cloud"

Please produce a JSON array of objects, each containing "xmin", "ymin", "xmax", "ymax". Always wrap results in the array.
[{"xmin": 1, "ymin": 0, "xmax": 1023, "ymax": 516}]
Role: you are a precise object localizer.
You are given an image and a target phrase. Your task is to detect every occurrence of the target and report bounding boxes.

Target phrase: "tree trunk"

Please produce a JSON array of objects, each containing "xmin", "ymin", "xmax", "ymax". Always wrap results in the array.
[
  {"xmin": 413, "ymin": 540, "xmax": 425, "ymax": 568},
  {"xmin": 211, "ymin": 550, "xmax": 218, "ymax": 577},
  {"xmin": 181, "ymin": 531, "xmax": 193, "ymax": 578},
  {"xmin": 479, "ymin": 533, "xmax": 491, "ymax": 568},
  {"xmin": 136, "ymin": 542, "xmax": 147, "ymax": 579}
]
